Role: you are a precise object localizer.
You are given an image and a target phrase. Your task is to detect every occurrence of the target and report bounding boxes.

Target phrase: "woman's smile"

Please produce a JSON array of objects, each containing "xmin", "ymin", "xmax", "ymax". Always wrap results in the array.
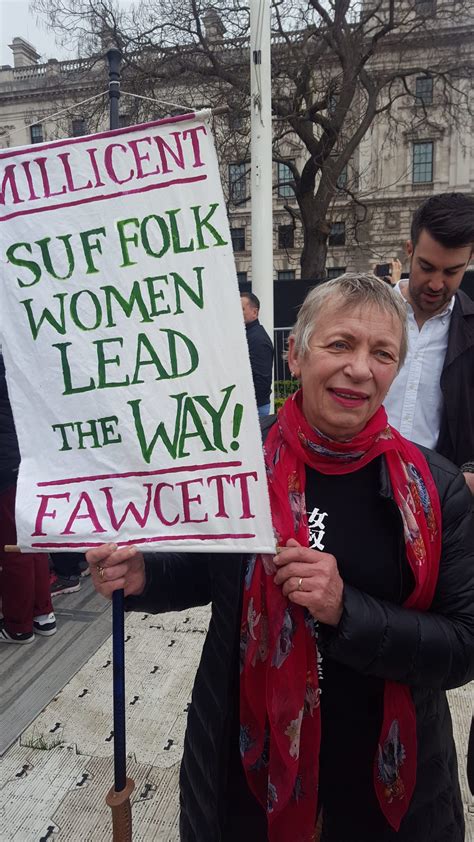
[{"xmin": 328, "ymin": 387, "xmax": 370, "ymax": 408}]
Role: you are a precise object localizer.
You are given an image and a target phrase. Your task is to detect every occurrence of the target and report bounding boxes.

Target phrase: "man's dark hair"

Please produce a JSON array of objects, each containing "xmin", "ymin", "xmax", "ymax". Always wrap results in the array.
[
  {"xmin": 240, "ymin": 291, "xmax": 260, "ymax": 310},
  {"xmin": 411, "ymin": 193, "xmax": 474, "ymax": 250}
]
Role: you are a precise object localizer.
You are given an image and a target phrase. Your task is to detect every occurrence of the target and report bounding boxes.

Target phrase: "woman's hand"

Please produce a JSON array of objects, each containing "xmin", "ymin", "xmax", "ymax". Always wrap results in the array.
[
  {"xmin": 86, "ymin": 544, "xmax": 146, "ymax": 599},
  {"xmin": 273, "ymin": 538, "xmax": 344, "ymax": 626}
]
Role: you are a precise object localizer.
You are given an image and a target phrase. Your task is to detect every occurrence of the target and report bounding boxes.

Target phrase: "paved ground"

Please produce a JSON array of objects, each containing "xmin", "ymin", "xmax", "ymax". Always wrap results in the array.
[
  {"xmin": 0, "ymin": 576, "xmax": 473, "ymax": 841},
  {"xmin": 0, "ymin": 581, "xmax": 111, "ymax": 756}
]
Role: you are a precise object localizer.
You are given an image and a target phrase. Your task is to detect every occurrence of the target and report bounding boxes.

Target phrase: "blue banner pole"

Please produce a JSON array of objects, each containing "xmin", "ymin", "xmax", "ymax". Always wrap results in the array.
[{"xmin": 104, "ymin": 45, "xmax": 135, "ymax": 841}]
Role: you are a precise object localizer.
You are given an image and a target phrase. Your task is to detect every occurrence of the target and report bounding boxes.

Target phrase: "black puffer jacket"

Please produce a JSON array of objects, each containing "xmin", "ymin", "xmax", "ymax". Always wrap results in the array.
[{"xmin": 126, "ymin": 448, "xmax": 474, "ymax": 842}]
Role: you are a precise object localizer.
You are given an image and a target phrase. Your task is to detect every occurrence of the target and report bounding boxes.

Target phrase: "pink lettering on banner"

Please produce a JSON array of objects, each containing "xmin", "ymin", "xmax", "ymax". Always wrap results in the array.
[
  {"xmin": 0, "ymin": 115, "xmax": 209, "ymax": 221},
  {"xmin": 30, "ymin": 461, "xmax": 259, "ymax": 548}
]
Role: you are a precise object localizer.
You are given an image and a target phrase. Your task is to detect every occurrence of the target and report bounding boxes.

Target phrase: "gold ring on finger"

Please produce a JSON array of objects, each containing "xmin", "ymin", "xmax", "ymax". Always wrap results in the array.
[
  {"xmin": 97, "ymin": 564, "xmax": 105, "ymax": 580},
  {"xmin": 297, "ymin": 576, "xmax": 303, "ymax": 591}
]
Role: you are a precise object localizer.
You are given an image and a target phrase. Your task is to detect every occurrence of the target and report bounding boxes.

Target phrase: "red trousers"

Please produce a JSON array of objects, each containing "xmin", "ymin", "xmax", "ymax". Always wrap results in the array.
[{"xmin": 0, "ymin": 483, "xmax": 52, "ymax": 634}]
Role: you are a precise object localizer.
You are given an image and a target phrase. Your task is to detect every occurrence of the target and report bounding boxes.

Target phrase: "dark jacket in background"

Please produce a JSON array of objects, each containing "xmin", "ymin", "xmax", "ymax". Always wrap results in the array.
[
  {"xmin": 245, "ymin": 318, "xmax": 273, "ymax": 407},
  {"xmin": 0, "ymin": 354, "xmax": 20, "ymax": 493},
  {"xmin": 126, "ymin": 447, "xmax": 474, "ymax": 842},
  {"xmin": 438, "ymin": 289, "xmax": 474, "ymax": 468}
]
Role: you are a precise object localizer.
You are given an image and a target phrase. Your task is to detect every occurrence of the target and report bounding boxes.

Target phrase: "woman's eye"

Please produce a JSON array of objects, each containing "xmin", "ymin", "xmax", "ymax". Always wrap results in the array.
[
  {"xmin": 330, "ymin": 341, "xmax": 348, "ymax": 350},
  {"xmin": 375, "ymin": 350, "xmax": 393, "ymax": 360}
]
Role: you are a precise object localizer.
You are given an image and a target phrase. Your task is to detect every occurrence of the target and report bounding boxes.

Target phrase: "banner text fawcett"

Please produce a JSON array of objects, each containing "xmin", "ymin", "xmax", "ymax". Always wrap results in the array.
[
  {"xmin": 0, "ymin": 124, "xmax": 208, "ymax": 210},
  {"xmin": 33, "ymin": 468, "xmax": 259, "ymax": 540}
]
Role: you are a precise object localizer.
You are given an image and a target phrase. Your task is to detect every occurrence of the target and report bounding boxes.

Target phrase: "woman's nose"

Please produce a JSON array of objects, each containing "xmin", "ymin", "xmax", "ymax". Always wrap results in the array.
[{"xmin": 344, "ymin": 352, "xmax": 372, "ymax": 380}]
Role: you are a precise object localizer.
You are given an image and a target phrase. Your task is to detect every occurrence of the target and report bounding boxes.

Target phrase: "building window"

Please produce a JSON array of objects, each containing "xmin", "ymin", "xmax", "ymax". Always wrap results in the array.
[
  {"xmin": 415, "ymin": 0, "xmax": 435, "ymax": 15},
  {"xmin": 413, "ymin": 141, "xmax": 434, "ymax": 183},
  {"xmin": 415, "ymin": 77, "xmax": 433, "ymax": 106},
  {"xmin": 277, "ymin": 270, "xmax": 296, "ymax": 281},
  {"xmin": 327, "ymin": 266, "xmax": 346, "ymax": 280},
  {"xmin": 231, "ymin": 228, "xmax": 246, "ymax": 252},
  {"xmin": 71, "ymin": 117, "xmax": 87, "ymax": 137},
  {"xmin": 30, "ymin": 123, "xmax": 43, "ymax": 144},
  {"xmin": 278, "ymin": 225, "xmax": 294, "ymax": 250},
  {"xmin": 336, "ymin": 165, "xmax": 348, "ymax": 189},
  {"xmin": 329, "ymin": 222, "xmax": 346, "ymax": 246},
  {"xmin": 237, "ymin": 271, "xmax": 248, "ymax": 284},
  {"xmin": 277, "ymin": 162, "xmax": 295, "ymax": 198},
  {"xmin": 229, "ymin": 163, "xmax": 247, "ymax": 203}
]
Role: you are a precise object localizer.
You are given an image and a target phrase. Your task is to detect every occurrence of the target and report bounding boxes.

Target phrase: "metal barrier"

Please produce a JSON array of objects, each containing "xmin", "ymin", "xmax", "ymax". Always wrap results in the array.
[
  {"xmin": 273, "ymin": 327, "xmax": 295, "ymax": 406},
  {"xmin": 273, "ymin": 326, "xmax": 291, "ymax": 381}
]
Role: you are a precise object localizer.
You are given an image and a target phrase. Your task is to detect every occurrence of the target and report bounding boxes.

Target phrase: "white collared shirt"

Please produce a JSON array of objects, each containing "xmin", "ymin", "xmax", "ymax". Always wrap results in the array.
[{"xmin": 383, "ymin": 282, "xmax": 455, "ymax": 450}]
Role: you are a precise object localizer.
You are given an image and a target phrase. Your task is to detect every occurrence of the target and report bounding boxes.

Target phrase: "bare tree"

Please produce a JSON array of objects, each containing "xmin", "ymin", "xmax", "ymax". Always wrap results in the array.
[{"xmin": 32, "ymin": 0, "xmax": 474, "ymax": 279}]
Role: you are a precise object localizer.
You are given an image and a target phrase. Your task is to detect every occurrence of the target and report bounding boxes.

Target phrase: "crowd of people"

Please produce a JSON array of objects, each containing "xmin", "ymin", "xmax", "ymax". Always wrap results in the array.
[{"xmin": 1, "ymin": 192, "xmax": 473, "ymax": 841}]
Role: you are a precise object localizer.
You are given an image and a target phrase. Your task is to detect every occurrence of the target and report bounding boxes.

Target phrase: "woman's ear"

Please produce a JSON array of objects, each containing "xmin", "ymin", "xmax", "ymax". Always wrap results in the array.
[{"xmin": 287, "ymin": 336, "xmax": 300, "ymax": 379}]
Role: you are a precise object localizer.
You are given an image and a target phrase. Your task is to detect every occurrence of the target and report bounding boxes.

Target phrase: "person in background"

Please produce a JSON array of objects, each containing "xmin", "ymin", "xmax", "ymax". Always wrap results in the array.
[
  {"xmin": 374, "ymin": 258, "xmax": 402, "ymax": 287},
  {"xmin": 383, "ymin": 192, "xmax": 474, "ymax": 494},
  {"xmin": 49, "ymin": 551, "xmax": 89, "ymax": 597},
  {"xmin": 0, "ymin": 353, "xmax": 56, "ymax": 643},
  {"xmin": 240, "ymin": 291, "xmax": 274, "ymax": 417},
  {"xmin": 87, "ymin": 275, "xmax": 473, "ymax": 842}
]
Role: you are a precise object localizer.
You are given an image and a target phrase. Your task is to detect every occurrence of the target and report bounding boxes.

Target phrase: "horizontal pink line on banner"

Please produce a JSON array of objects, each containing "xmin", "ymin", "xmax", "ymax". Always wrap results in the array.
[
  {"xmin": 0, "ymin": 173, "xmax": 207, "ymax": 221},
  {"xmin": 31, "ymin": 532, "xmax": 256, "ymax": 548},
  {"xmin": 37, "ymin": 460, "xmax": 243, "ymax": 487}
]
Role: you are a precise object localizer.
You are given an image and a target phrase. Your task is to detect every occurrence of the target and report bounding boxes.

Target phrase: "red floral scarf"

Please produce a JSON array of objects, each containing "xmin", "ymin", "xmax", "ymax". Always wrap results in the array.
[{"xmin": 240, "ymin": 391, "xmax": 441, "ymax": 841}]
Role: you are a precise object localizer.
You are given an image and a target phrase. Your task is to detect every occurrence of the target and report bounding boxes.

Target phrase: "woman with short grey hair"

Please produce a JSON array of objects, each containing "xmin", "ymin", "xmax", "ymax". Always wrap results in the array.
[
  {"xmin": 289, "ymin": 272, "xmax": 408, "ymax": 367},
  {"xmin": 87, "ymin": 273, "xmax": 474, "ymax": 842}
]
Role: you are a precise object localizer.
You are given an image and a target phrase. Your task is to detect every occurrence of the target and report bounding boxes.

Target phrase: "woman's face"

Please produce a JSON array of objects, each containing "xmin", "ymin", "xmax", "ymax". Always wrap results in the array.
[{"xmin": 288, "ymin": 300, "xmax": 402, "ymax": 440}]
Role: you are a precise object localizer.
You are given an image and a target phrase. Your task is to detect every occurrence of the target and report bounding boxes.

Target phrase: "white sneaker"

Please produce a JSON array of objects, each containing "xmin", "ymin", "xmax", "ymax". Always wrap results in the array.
[{"xmin": 33, "ymin": 612, "xmax": 57, "ymax": 636}]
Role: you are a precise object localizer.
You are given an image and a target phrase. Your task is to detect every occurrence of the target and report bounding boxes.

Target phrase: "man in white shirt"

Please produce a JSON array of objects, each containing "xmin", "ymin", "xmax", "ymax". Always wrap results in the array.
[{"xmin": 384, "ymin": 193, "xmax": 474, "ymax": 494}]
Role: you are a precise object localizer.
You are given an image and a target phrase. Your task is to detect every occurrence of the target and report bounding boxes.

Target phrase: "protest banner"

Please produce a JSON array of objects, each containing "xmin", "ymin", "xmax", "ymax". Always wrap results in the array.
[{"xmin": 0, "ymin": 112, "xmax": 274, "ymax": 554}]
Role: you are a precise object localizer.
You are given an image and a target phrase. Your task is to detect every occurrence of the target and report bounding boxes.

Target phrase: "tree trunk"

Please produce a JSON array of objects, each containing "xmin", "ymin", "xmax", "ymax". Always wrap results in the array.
[{"xmin": 300, "ymin": 227, "xmax": 329, "ymax": 282}]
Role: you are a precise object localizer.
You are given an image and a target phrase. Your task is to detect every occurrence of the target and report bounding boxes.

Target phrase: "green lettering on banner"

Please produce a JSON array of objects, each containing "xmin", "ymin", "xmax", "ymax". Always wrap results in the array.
[
  {"xmin": 172, "ymin": 267, "xmax": 204, "ymax": 314},
  {"xmin": 128, "ymin": 386, "xmax": 238, "ymax": 463},
  {"xmin": 131, "ymin": 333, "xmax": 170, "ymax": 383},
  {"xmin": 116, "ymin": 217, "xmax": 140, "ymax": 267},
  {"xmin": 178, "ymin": 397, "xmax": 215, "ymax": 457},
  {"xmin": 79, "ymin": 227, "xmax": 107, "ymax": 274},
  {"xmin": 194, "ymin": 384, "xmax": 235, "ymax": 452},
  {"xmin": 128, "ymin": 393, "xmax": 186, "ymax": 462},
  {"xmin": 166, "ymin": 208, "xmax": 194, "ymax": 253},
  {"xmin": 191, "ymin": 204, "xmax": 227, "ymax": 249},
  {"xmin": 70, "ymin": 290, "xmax": 102, "ymax": 331},
  {"xmin": 52, "ymin": 416, "xmax": 122, "ymax": 451},
  {"xmin": 102, "ymin": 283, "xmax": 155, "ymax": 327},
  {"xmin": 53, "ymin": 341, "xmax": 95, "ymax": 394},
  {"xmin": 20, "ymin": 293, "xmax": 68, "ymax": 339},
  {"xmin": 140, "ymin": 214, "xmax": 170, "ymax": 258},
  {"xmin": 94, "ymin": 337, "xmax": 130, "ymax": 389},
  {"xmin": 6, "ymin": 242, "xmax": 42, "ymax": 288},
  {"xmin": 36, "ymin": 235, "xmax": 75, "ymax": 280}
]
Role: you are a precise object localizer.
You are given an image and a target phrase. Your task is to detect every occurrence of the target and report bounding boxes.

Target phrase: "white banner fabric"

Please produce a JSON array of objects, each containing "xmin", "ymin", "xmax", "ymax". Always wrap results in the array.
[{"xmin": 0, "ymin": 113, "xmax": 274, "ymax": 554}]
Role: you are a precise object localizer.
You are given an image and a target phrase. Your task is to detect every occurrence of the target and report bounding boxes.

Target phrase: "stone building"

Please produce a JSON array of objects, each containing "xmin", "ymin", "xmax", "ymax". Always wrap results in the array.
[{"xmin": 1, "ymin": 6, "xmax": 473, "ymax": 283}]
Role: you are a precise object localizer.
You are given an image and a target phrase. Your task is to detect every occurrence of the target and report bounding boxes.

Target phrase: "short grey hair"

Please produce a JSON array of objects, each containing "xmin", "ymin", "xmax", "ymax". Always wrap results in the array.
[{"xmin": 289, "ymin": 273, "xmax": 408, "ymax": 369}]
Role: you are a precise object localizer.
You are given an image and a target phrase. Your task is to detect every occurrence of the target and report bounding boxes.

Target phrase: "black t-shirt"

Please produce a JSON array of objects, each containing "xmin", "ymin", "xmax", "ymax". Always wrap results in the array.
[{"xmin": 305, "ymin": 458, "xmax": 414, "ymax": 841}]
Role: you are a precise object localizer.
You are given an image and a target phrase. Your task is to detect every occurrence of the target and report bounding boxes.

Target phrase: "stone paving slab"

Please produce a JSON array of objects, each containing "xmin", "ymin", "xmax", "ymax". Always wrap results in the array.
[{"xmin": 0, "ymin": 602, "xmax": 472, "ymax": 841}]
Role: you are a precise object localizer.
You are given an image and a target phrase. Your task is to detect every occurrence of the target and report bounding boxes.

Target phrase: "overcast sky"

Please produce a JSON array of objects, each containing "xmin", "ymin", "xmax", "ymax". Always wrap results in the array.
[
  {"xmin": 0, "ymin": 0, "xmax": 58, "ymax": 65},
  {"xmin": 0, "ymin": 0, "xmax": 139, "ymax": 66}
]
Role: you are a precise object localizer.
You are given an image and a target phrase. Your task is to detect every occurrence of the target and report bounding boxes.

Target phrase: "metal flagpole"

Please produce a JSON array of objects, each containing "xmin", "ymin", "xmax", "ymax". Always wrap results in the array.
[
  {"xmin": 250, "ymin": 0, "xmax": 274, "ymax": 379},
  {"xmin": 104, "ymin": 45, "xmax": 135, "ymax": 842}
]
